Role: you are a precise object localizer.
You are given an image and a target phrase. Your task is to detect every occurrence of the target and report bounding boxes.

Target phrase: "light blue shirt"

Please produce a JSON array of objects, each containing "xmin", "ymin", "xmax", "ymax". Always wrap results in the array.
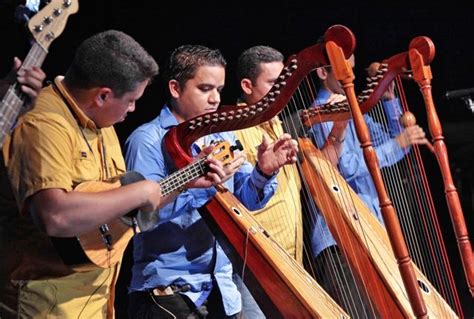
[
  {"xmin": 125, "ymin": 105, "xmax": 278, "ymax": 316},
  {"xmin": 309, "ymin": 89, "xmax": 407, "ymax": 256}
]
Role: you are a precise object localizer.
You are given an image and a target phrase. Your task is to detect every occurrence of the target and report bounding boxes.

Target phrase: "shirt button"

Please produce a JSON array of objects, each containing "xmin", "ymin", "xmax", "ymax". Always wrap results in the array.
[{"xmin": 201, "ymin": 282, "xmax": 211, "ymax": 291}]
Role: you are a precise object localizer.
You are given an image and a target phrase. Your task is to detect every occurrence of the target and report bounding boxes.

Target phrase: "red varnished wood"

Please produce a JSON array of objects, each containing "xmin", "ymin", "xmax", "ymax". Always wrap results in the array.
[
  {"xmin": 325, "ymin": 38, "xmax": 460, "ymax": 317},
  {"xmin": 325, "ymin": 40, "xmax": 430, "ymax": 317},
  {"xmin": 409, "ymin": 46, "xmax": 474, "ymax": 298},
  {"xmin": 299, "ymin": 138, "xmax": 407, "ymax": 318},
  {"xmin": 203, "ymin": 189, "xmax": 348, "ymax": 318},
  {"xmin": 301, "ymin": 36, "xmax": 435, "ymax": 126}
]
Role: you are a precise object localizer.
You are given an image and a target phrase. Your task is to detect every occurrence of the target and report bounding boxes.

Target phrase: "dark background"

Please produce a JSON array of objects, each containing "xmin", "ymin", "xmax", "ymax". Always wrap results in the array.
[{"xmin": 1, "ymin": 0, "xmax": 473, "ymax": 316}]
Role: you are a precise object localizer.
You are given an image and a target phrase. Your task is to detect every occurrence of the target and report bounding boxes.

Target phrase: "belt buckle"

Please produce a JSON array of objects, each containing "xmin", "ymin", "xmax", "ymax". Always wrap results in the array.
[{"xmin": 152, "ymin": 286, "xmax": 174, "ymax": 296}]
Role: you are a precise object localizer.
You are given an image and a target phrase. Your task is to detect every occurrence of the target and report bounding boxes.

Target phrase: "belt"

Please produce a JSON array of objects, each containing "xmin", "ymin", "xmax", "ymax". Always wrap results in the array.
[{"xmin": 152, "ymin": 286, "xmax": 174, "ymax": 296}]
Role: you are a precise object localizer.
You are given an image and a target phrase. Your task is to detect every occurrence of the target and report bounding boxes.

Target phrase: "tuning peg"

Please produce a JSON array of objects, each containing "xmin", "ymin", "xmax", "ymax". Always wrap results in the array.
[{"xmin": 231, "ymin": 140, "xmax": 244, "ymax": 152}]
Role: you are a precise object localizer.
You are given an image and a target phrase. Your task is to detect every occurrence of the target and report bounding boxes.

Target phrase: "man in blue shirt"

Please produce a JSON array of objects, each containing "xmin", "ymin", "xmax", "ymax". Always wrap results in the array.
[
  {"xmin": 309, "ymin": 55, "xmax": 429, "ymax": 317},
  {"xmin": 125, "ymin": 45, "xmax": 298, "ymax": 318}
]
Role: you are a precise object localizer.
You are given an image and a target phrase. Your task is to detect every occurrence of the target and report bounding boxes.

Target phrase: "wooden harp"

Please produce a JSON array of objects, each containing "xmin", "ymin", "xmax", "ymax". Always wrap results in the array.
[
  {"xmin": 303, "ymin": 36, "xmax": 472, "ymax": 305},
  {"xmin": 313, "ymin": 37, "xmax": 459, "ymax": 317}
]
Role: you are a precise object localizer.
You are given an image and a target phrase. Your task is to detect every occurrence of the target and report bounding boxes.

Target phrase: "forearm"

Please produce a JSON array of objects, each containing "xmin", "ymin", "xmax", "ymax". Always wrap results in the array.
[
  {"xmin": 322, "ymin": 139, "xmax": 344, "ymax": 166},
  {"xmin": 234, "ymin": 168, "xmax": 277, "ymax": 210},
  {"xmin": 375, "ymin": 139, "xmax": 406, "ymax": 167},
  {"xmin": 321, "ymin": 121, "xmax": 347, "ymax": 166},
  {"xmin": 156, "ymin": 187, "xmax": 216, "ymax": 223},
  {"xmin": 382, "ymin": 98, "xmax": 403, "ymax": 137},
  {"xmin": 30, "ymin": 180, "xmax": 159, "ymax": 237}
]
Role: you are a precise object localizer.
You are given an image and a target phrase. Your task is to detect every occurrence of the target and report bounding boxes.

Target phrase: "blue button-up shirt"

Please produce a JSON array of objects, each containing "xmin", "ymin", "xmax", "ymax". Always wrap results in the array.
[
  {"xmin": 125, "ymin": 106, "xmax": 278, "ymax": 315},
  {"xmin": 309, "ymin": 89, "xmax": 407, "ymax": 256}
]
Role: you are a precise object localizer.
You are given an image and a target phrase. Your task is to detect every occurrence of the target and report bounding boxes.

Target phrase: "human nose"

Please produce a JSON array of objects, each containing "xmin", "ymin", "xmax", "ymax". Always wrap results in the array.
[{"xmin": 209, "ymin": 89, "xmax": 221, "ymax": 105}]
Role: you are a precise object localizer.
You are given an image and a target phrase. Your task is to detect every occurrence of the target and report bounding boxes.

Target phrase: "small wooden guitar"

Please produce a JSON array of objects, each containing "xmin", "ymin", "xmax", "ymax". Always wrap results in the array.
[
  {"xmin": 52, "ymin": 140, "xmax": 242, "ymax": 270},
  {"xmin": 0, "ymin": 0, "xmax": 79, "ymax": 146}
]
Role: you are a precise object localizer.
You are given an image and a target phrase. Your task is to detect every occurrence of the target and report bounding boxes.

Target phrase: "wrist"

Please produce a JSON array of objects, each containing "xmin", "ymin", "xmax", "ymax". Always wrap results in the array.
[{"xmin": 255, "ymin": 161, "xmax": 278, "ymax": 179}]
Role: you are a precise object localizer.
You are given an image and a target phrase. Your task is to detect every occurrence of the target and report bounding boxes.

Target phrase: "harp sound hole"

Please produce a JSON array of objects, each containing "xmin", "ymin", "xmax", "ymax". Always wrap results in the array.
[
  {"xmin": 232, "ymin": 207, "xmax": 242, "ymax": 216},
  {"xmin": 332, "ymin": 185, "xmax": 340, "ymax": 192},
  {"xmin": 418, "ymin": 279, "xmax": 430, "ymax": 294}
]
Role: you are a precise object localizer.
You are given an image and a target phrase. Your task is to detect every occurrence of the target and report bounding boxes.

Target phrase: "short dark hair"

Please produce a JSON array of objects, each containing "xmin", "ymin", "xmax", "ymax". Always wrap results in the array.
[
  {"xmin": 64, "ymin": 30, "xmax": 159, "ymax": 97},
  {"xmin": 236, "ymin": 45, "xmax": 284, "ymax": 85},
  {"xmin": 164, "ymin": 44, "xmax": 226, "ymax": 88}
]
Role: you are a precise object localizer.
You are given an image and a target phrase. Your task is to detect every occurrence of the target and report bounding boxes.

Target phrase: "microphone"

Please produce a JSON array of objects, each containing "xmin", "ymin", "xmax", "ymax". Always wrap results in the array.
[{"xmin": 445, "ymin": 87, "xmax": 474, "ymax": 99}]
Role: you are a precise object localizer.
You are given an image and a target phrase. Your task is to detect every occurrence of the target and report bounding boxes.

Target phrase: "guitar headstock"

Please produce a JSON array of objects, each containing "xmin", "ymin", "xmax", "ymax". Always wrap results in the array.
[
  {"xmin": 209, "ymin": 140, "xmax": 244, "ymax": 166},
  {"xmin": 27, "ymin": 0, "xmax": 79, "ymax": 51}
]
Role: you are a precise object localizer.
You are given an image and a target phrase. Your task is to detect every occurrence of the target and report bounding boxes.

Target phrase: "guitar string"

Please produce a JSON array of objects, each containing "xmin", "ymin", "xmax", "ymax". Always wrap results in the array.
[
  {"xmin": 2, "ymin": 43, "xmax": 46, "ymax": 135},
  {"xmin": 160, "ymin": 157, "xmax": 207, "ymax": 196}
]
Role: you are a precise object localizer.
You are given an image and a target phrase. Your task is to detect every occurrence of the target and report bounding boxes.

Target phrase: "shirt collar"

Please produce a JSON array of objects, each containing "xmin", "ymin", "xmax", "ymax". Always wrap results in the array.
[
  {"xmin": 158, "ymin": 105, "xmax": 203, "ymax": 154},
  {"xmin": 158, "ymin": 105, "xmax": 179, "ymax": 129},
  {"xmin": 315, "ymin": 88, "xmax": 331, "ymax": 105},
  {"xmin": 54, "ymin": 76, "xmax": 97, "ymax": 130}
]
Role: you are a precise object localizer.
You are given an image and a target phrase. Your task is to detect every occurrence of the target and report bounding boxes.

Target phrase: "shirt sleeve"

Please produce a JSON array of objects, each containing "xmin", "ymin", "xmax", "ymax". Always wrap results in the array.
[
  {"xmin": 233, "ymin": 160, "xmax": 278, "ymax": 211},
  {"xmin": 364, "ymin": 114, "xmax": 407, "ymax": 166},
  {"xmin": 8, "ymin": 114, "xmax": 75, "ymax": 207},
  {"xmin": 214, "ymin": 131, "xmax": 278, "ymax": 211},
  {"xmin": 338, "ymin": 117, "xmax": 406, "ymax": 182},
  {"xmin": 382, "ymin": 97, "xmax": 403, "ymax": 137},
  {"xmin": 309, "ymin": 122, "xmax": 333, "ymax": 149}
]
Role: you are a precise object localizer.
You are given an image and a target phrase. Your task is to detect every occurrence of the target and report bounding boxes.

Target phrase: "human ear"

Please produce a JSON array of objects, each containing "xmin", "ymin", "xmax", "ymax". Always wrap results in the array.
[
  {"xmin": 169, "ymin": 80, "xmax": 181, "ymax": 99},
  {"xmin": 95, "ymin": 93, "xmax": 106, "ymax": 106},
  {"xmin": 241, "ymin": 78, "xmax": 253, "ymax": 95},
  {"xmin": 95, "ymin": 88, "xmax": 111, "ymax": 106},
  {"xmin": 316, "ymin": 67, "xmax": 327, "ymax": 80}
]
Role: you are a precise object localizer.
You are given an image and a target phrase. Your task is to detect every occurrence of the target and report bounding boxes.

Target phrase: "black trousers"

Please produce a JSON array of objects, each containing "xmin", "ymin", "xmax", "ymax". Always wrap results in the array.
[
  {"xmin": 313, "ymin": 245, "xmax": 379, "ymax": 318},
  {"xmin": 128, "ymin": 285, "xmax": 239, "ymax": 319}
]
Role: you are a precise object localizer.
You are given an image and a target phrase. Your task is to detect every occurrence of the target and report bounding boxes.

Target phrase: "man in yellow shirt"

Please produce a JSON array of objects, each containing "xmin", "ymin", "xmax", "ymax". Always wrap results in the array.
[
  {"xmin": 0, "ymin": 30, "xmax": 227, "ymax": 319},
  {"xmin": 232, "ymin": 45, "xmax": 304, "ymax": 318},
  {"xmin": 234, "ymin": 45, "xmax": 303, "ymax": 262}
]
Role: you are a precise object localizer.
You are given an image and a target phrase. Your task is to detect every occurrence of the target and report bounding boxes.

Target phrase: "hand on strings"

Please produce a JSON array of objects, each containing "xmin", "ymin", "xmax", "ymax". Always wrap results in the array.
[
  {"xmin": 382, "ymin": 81, "xmax": 396, "ymax": 100},
  {"xmin": 395, "ymin": 125, "xmax": 429, "ymax": 148},
  {"xmin": 367, "ymin": 61, "xmax": 396, "ymax": 100},
  {"xmin": 326, "ymin": 93, "xmax": 347, "ymax": 105},
  {"xmin": 220, "ymin": 148, "xmax": 247, "ymax": 185},
  {"xmin": 256, "ymin": 132, "xmax": 298, "ymax": 176},
  {"xmin": 186, "ymin": 145, "xmax": 229, "ymax": 189},
  {"xmin": 2, "ymin": 57, "xmax": 46, "ymax": 102},
  {"xmin": 140, "ymin": 146, "xmax": 229, "ymax": 212}
]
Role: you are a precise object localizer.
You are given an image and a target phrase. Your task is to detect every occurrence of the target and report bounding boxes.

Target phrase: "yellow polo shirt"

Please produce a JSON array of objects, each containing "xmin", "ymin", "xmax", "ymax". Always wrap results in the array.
[
  {"xmin": 1, "ymin": 76, "xmax": 126, "ymax": 318},
  {"xmin": 234, "ymin": 117, "xmax": 303, "ymax": 263}
]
